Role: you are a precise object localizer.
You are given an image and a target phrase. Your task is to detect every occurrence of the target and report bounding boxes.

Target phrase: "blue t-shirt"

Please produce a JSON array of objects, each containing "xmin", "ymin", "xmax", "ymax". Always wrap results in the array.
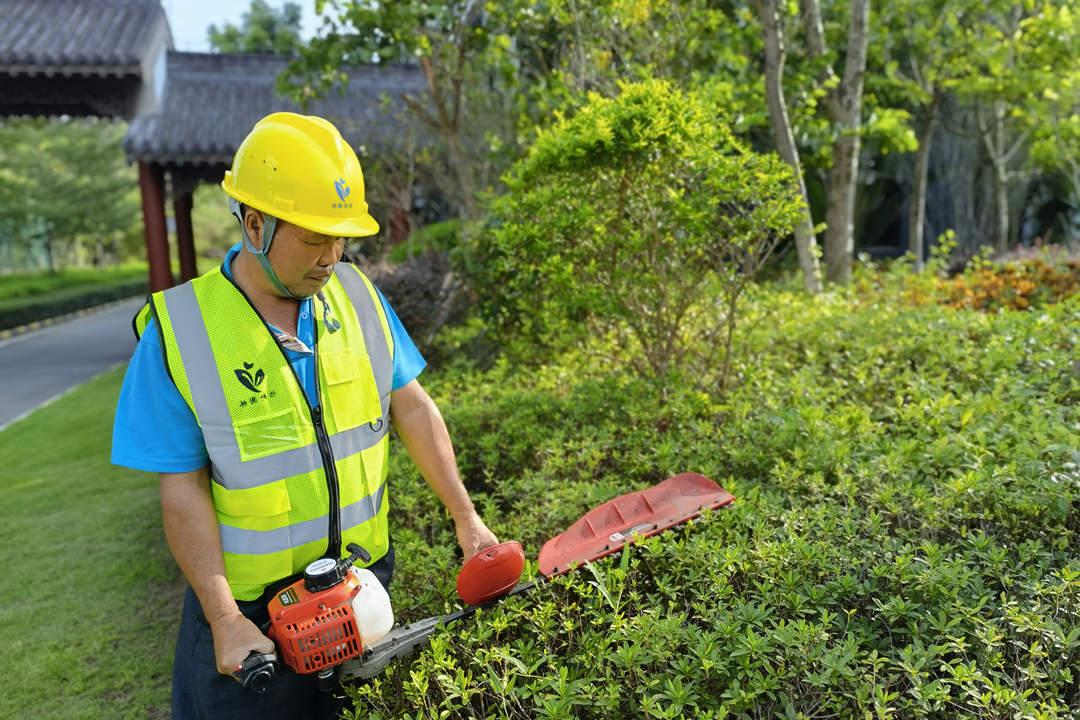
[{"xmin": 111, "ymin": 244, "xmax": 426, "ymax": 473}]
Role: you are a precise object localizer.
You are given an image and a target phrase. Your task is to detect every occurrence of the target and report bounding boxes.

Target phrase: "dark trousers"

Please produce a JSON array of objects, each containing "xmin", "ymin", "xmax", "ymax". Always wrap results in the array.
[{"xmin": 171, "ymin": 543, "xmax": 395, "ymax": 720}]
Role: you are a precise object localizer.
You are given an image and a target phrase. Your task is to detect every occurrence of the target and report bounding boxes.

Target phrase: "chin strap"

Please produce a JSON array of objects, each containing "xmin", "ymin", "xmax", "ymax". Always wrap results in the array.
[{"xmin": 231, "ymin": 198, "xmax": 304, "ymax": 299}]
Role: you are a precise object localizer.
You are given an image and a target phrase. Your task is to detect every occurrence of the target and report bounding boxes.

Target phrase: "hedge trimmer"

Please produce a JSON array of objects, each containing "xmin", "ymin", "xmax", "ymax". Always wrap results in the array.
[{"xmin": 234, "ymin": 472, "xmax": 734, "ymax": 691}]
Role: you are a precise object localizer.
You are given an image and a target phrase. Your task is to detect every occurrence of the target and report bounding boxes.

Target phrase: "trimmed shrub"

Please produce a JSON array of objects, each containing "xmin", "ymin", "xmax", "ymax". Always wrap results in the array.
[
  {"xmin": 461, "ymin": 80, "xmax": 803, "ymax": 391},
  {"xmin": 344, "ymin": 281, "xmax": 1079, "ymax": 719},
  {"xmin": 934, "ymin": 256, "xmax": 1080, "ymax": 311},
  {"xmin": 0, "ymin": 278, "xmax": 147, "ymax": 330}
]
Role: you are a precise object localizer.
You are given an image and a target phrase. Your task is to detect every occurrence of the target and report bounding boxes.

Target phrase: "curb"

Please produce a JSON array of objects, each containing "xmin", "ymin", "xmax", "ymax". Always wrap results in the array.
[{"xmin": 0, "ymin": 294, "xmax": 145, "ymax": 341}]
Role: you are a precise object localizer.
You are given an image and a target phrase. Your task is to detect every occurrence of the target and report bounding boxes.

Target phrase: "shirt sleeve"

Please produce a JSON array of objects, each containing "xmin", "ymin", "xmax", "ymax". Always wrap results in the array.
[
  {"xmin": 373, "ymin": 286, "xmax": 427, "ymax": 391},
  {"xmin": 111, "ymin": 316, "xmax": 210, "ymax": 473}
]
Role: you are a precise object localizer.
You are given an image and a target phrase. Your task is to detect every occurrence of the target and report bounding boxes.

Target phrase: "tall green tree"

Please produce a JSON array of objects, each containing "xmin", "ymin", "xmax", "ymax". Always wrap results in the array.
[
  {"xmin": 207, "ymin": 0, "xmax": 304, "ymax": 55},
  {"xmin": 873, "ymin": 0, "xmax": 974, "ymax": 270},
  {"xmin": 1014, "ymin": 2, "xmax": 1080, "ymax": 246},
  {"xmin": 283, "ymin": 1, "xmax": 772, "ymax": 221},
  {"xmin": 949, "ymin": 0, "xmax": 1079, "ymax": 254},
  {"xmin": 0, "ymin": 118, "xmax": 139, "ymax": 270}
]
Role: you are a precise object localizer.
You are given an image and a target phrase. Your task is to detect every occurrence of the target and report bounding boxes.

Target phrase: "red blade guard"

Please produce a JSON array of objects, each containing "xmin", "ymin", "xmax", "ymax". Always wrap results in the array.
[{"xmin": 537, "ymin": 472, "xmax": 735, "ymax": 577}]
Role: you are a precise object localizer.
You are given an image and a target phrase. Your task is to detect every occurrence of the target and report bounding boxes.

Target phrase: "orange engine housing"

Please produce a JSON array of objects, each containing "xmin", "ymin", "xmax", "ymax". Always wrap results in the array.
[{"xmin": 266, "ymin": 572, "xmax": 365, "ymax": 675}]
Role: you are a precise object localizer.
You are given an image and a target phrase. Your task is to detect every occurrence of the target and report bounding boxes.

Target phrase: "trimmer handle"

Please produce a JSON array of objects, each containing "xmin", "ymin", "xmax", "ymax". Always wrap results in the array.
[
  {"xmin": 233, "ymin": 650, "xmax": 279, "ymax": 693},
  {"xmin": 345, "ymin": 543, "xmax": 371, "ymax": 567}
]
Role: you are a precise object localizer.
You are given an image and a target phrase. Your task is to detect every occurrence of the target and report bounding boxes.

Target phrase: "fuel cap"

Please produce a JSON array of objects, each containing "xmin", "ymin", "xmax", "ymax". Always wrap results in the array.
[
  {"xmin": 304, "ymin": 557, "xmax": 346, "ymax": 593},
  {"xmin": 457, "ymin": 541, "xmax": 525, "ymax": 605}
]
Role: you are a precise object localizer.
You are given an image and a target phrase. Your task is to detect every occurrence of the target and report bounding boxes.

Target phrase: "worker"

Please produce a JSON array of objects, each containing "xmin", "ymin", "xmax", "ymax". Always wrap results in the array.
[{"xmin": 110, "ymin": 112, "xmax": 498, "ymax": 719}]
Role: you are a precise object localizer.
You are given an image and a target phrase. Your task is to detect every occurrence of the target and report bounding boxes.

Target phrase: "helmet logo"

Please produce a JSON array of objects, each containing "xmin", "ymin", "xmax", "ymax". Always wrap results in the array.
[{"xmin": 334, "ymin": 178, "xmax": 350, "ymax": 202}]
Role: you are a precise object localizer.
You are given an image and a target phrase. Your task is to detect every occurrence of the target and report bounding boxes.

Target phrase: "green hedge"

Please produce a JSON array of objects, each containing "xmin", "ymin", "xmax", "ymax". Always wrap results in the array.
[
  {"xmin": 0, "ymin": 279, "xmax": 147, "ymax": 330},
  {"xmin": 388, "ymin": 219, "xmax": 462, "ymax": 264},
  {"xmin": 345, "ymin": 284, "xmax": 1079, "ymax": 718}
]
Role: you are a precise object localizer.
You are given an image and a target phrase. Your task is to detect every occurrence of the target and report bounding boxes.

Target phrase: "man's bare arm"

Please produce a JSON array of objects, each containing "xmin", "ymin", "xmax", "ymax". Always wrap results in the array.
[
  {"xmin": 389, "ymin": 379, "xmax": 498, "ymax": 559},
  {"xmin": 160, "ymin": 468, "xmax": 274, "ymax": 675}
]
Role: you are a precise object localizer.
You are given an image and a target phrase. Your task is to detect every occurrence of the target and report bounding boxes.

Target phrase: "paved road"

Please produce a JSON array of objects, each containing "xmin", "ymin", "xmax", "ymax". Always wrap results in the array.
[{"xmin": 0, "ymin": 297, "xmax": 144, "ymax": 431}]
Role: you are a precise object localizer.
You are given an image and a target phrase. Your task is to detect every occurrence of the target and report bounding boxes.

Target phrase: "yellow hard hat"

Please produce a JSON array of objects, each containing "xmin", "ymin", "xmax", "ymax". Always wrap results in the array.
[{"xmin": 222, "ymin": 112, "xmax": 380, "ymax": 238}]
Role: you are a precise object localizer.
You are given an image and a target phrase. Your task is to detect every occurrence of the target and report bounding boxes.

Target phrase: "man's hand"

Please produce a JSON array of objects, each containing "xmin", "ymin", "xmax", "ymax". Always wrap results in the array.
[
  {"xmin": 455, "ymin": 513, "xmax": 499, "ymax": 561},
  {"xmin": 209, "ymin": 611, "xmax": 276, "ymax": 677}
]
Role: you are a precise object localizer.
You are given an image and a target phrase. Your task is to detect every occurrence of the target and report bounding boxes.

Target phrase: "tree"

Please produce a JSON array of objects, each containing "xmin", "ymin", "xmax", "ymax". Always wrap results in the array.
[
  {"xmin": 284, "ymin": 1, "xmax": 523, "ymax": 220},
  {"xmin": 875, "ymin": 0, "xmax": 979, "ymax": 270},
  {"xmin": 283, "ymin": 2, "xmax": 777, "ymax": 222},
  {"xmin": 753, "ymin": 0, "xmax": 823, "ymax": 293},
  {"xmin": 1026, "ymin": 4, "xmax": 1080, "ymax": 246},
  {"xmin": 801, "ymin": 0, "xmax": 871, "ymax": 285},
  {"xmin": 0, "ymin": 118, "xmax": 140, "ymax": 270},
  {"xmin": 207, "ymin": 0, "xmax": 304, "ymax": 55},
  {"xmin": 948, "ymin": 0, "xmax": 1079, "ymax": 255}
]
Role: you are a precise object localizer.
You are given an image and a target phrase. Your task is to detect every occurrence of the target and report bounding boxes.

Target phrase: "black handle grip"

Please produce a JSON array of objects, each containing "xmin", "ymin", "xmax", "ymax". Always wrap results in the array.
[
  {"xmin": 346, "ymin": 543, "xmax": 371, "ymax": 566},
  {"xmin": 233, "ymin": 650, "xmax": 279, "ymax": 693}
]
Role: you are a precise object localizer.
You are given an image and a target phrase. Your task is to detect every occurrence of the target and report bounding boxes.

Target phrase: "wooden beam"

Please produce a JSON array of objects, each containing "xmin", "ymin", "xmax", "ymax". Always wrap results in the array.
[
  {"xmin": 138, "ymin": 161, "xmax": 172, "ymax": 292},
  {"xmin": 173, "ymin": 190, "xmax": 197, "ymax": 282}
]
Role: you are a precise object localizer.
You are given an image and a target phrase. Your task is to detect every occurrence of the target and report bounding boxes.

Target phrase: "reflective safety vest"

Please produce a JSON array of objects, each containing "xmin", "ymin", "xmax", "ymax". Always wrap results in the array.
[{"xmin": 134, "ymin": 263, "xmax": 395, "ymax": 601}]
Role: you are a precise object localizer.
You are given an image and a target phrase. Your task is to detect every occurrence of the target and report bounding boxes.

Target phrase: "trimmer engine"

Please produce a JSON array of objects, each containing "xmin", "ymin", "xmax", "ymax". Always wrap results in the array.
[{"xmin": 235, "ymin": 543, "xmax": 393, "ymax": 692}]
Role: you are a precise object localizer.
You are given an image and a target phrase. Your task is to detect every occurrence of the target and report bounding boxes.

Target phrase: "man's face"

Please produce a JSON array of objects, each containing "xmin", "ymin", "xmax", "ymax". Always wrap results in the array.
[{"xmin": 245, "ymin": 210, "xmax": 346, "ymax": 297}]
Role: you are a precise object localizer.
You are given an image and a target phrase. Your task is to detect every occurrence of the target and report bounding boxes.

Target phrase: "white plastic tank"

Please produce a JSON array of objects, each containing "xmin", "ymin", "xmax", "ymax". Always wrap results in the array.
[{"xmin": 349, "ymin": 567, "xmax": 394, "ymax": 646}]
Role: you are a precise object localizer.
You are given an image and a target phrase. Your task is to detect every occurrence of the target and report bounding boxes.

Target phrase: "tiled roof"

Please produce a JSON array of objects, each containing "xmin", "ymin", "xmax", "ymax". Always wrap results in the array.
[
  {"xmin": 0, "ymin": 0, "xmax": 167, "ymax": 73},
  {"xmin": 124, "ymin": 51, "xmax": 426, "ymax": 164}
]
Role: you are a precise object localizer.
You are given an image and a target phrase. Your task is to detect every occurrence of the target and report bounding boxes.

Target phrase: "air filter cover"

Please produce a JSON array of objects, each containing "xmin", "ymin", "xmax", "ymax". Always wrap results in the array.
[{"xmin": 456, "ymin": 541, "xmax": 526, "ymax": 605}]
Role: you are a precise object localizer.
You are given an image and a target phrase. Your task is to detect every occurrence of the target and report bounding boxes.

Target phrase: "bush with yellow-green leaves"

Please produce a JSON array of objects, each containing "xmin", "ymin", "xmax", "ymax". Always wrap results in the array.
[{"xmin": 345, "ymin": 277, "xmax": 1079, "ymax": 719}]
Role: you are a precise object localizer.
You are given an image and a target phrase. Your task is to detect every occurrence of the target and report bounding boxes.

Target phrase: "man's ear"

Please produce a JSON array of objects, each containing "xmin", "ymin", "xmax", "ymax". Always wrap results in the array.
[{"xmin": 243, "ymin": 208, "xmax": 264, "ymax": 250}]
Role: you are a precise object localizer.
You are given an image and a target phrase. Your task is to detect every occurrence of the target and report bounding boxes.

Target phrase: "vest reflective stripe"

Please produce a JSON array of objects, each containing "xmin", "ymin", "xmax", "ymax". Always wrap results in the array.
[
  {"xmin": 162, "ymin": 265, "xmax": 394, "ymax": 491},
  {"xmin": 205, "ymin": 419, "xmax": 390, "ymax": 490},
  {"xmin": 219, "ymin": 481, "xmax": 386, "ymax": 555},
  {"xmin": 336, "ymin": 264, "xmax": 394, "ymax": 394}
]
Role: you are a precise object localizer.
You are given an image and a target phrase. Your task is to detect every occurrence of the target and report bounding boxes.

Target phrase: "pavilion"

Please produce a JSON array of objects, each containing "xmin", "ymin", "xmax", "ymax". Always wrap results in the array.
[{"xmin": 0, "ymin": 0, "xmax": 423, "ymax": 290}]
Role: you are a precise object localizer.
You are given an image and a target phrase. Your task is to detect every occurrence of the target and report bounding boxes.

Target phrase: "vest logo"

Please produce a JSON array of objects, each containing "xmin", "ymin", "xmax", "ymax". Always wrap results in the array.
[{"xmin": 235, "ymin": 362, "xmax": 265, "ymax": 393}]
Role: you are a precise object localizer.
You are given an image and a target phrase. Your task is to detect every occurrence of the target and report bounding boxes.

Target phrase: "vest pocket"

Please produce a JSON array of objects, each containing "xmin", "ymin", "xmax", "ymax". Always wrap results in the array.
[
  {"xmin": 213, "ymin": 480, "xmax": 293, "ymax": 518},
  {"xmin": 233, "ymin": 407, "xmax": 303, "ymax": 461},
  {"xmin": 214, "ymin": 481, "xmax": 296, "ymax": 585},
  {"xmin": 320, "ymin": 349, "xmax": 383, "ymax": 431}
]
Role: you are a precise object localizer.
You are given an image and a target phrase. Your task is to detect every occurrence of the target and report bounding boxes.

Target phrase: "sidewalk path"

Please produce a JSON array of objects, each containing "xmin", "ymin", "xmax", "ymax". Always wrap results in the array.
[{"xmin": 0, "ymin": 297, "xmax": 144, "ymax": 431}]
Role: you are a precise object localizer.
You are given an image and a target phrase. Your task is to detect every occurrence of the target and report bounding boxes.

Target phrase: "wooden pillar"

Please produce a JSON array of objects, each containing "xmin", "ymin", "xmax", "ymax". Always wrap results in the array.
[
  {"xmin": 174, "ymin": 189, "xmax": 197, "ymax": 282},
  {"xmin": 138, "ymin": 162, "xmax": 172, "ymax": 292}
]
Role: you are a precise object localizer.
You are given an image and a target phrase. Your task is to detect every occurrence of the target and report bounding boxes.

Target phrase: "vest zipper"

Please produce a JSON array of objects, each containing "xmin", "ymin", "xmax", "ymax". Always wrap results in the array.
[
  {"xmin": 310, "ymin": 404, "xmax": 341, "ymax": 558},
  {"xmin": 221, "ymin": 271, "xmax": 343, "ymax": 560}
]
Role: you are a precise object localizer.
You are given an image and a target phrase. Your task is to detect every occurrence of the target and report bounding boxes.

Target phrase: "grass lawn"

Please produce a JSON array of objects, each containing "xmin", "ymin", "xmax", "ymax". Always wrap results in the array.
[{"xmin": 0, "ymin": 367, "xmax": 179, "ymax": 720}]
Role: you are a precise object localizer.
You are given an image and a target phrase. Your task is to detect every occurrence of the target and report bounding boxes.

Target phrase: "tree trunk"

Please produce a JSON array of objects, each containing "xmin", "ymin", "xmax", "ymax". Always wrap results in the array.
[
  {"xmin": 804, "ymin": 0, "xmax": 870, "ymax": 286},
  {"xmin": 824, "ymin": 132, "xmax": 859, "ymax": 284},
  {"xmin": 908, "ymin": 92, "xmax": 941, "ymax": 272},
  {"xmin": 754, "ymin": 0, "xmax": 822, "ymax": 294},
  {"xmin": 993, "ymin": 164, "xmax": 1010, "ymax": 254}
]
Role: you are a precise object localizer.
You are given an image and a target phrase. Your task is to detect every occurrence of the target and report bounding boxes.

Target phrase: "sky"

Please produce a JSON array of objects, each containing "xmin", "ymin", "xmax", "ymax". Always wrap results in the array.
[{"xmin": 160, "ymin": 0, "xmax": 322, "ymax": 52}]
